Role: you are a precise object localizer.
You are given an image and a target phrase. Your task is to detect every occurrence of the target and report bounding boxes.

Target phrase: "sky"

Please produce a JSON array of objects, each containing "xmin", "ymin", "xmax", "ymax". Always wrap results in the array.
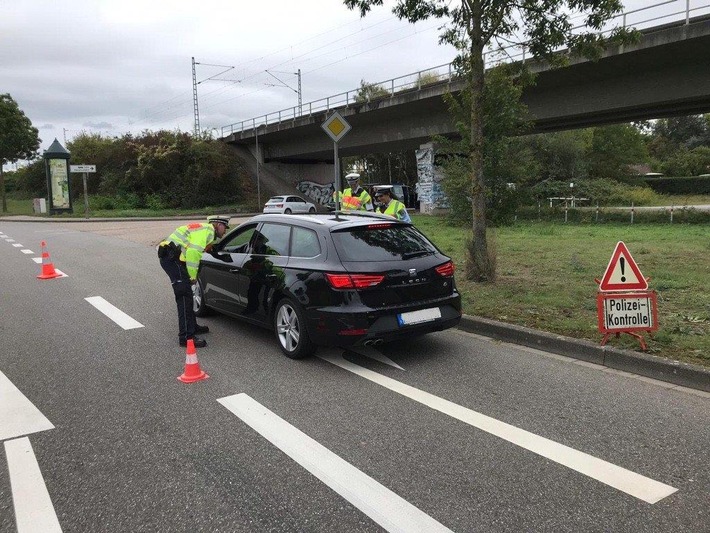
[{"xmin": 0, "ymin": 0, "xmax": 699, "ymax": 161}]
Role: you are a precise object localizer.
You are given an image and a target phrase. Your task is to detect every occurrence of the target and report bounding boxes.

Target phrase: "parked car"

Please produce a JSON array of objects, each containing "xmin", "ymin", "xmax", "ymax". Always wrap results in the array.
[
  {"xmin": 263, "ymin": 195, "xmax": 316, "ymax": 214},
  {"xmin": 193, "ymin": 212, "xmax": 461, "ymax": 358}
]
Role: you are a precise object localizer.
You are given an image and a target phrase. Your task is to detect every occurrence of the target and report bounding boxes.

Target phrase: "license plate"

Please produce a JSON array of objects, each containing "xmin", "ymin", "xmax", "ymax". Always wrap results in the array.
[{"xmin": 397, "ymin": 307, "xmax": 441, "ymax": 326}]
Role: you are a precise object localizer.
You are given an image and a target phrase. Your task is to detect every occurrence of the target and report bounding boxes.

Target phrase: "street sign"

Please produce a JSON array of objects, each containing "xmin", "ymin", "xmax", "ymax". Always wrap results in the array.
[
  {"xmin": 597, "ymin": 291, "xmax": 658, "ymax": 334},
  {"xmin": 69, "ymin": 165, "xmax": 96, "ymax": 173},
  {"xmin": 599, "ymin": 241, "xmax": 648, "ymax": 291},
  {"xmin": 321, "ymin": 111, "xmax": 351, "ymax": 143}
]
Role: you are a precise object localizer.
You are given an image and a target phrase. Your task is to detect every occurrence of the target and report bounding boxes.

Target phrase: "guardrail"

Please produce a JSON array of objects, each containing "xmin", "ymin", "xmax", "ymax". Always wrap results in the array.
[{"xmin": 221, "ymin": 0, "xmax": 710, "ymax": 138}]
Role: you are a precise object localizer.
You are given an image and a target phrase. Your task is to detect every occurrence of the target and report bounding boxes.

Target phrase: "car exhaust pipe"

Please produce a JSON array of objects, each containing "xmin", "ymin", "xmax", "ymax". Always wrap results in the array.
[{"xmin": 363, "ymin": 339, "xmax": 374, "ymax": 346}]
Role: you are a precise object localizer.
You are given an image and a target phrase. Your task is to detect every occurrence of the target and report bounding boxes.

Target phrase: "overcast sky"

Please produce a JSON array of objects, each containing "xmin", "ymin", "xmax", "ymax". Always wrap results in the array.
[{"xmin": 1, "ymin": 0, "xmax": 698, "ymax": 158}]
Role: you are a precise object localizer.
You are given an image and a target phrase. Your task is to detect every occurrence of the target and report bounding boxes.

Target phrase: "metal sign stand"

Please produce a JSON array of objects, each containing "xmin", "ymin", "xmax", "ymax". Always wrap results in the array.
[
  {"xmin": 69, "ymin": 165, "xmax": 96, "ymax": 219},
  {"xmin": 321, "ymin": 111, "xmax": 352, "ymax": 219}
]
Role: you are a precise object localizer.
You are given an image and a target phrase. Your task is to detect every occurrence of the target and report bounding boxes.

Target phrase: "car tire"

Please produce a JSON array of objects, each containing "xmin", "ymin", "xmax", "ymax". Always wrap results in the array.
[
  {"xmin": 308, "ymin": 207, "xmax": 316, "ymax": 214},
  {"xmin": 274, "ymin": 298, "xmax": 315, "ymax": 359},
  {"xmin": 284, "ymin": 208, "xmax": 292, "ymax": 214},
  {"xmin": 193, "ymin": 277, "xmax": 211, "ymax": 317}
]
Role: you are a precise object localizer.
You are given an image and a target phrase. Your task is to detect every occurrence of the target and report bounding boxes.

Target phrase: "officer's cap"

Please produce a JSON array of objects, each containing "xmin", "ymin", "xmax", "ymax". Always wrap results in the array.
[
  {"xmin": 374, "ymin": 185, "xmax": 393, "ymax": 197},
  {"xmin": 345, "ymin": 172, "xmax": 360, "ymax": 182},
  {"xmin": 207, "ymin": 215, "xmax": 230, "ymax": 228}
]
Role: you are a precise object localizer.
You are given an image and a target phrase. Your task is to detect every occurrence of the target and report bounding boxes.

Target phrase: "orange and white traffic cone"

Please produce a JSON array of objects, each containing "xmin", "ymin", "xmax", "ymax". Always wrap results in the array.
[
  {"xmin": 178, "ymin": 339, "xmax": 208, "ymax": 383},
  {"xmin": 37, "ymin": 240, "xmax": 61, "ymax": 280}
]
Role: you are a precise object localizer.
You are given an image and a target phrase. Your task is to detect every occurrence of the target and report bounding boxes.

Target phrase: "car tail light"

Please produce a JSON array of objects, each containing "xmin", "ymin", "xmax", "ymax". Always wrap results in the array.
[
  {"xmin": 435, "ymin": 261, "xmax": 455, "ymax": 277},
  {"xmin": 325, "ymin": 273, "xmax": 385, "ymax": 289},
  {"xmin": 338, "ymin": 328, "xmax": 368, "ymax": 336},
  {"xmin": 367, "ymin": 223, "xmax": 393, "ymax": 229}
]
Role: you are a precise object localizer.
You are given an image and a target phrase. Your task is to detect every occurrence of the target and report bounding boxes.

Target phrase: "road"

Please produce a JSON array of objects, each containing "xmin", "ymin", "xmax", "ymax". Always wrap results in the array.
[{"xmin": 0, "ymin": 220, "xmax": 708, "ymax": 532}]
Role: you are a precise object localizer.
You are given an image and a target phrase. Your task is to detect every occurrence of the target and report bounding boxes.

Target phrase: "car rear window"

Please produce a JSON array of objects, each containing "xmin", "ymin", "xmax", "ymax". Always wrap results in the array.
[
  {"xmin": 268, "ymin": 196, "xmax": 285, "ymax": 202},
  {"xmin": 332, "ymin": 225, "xmax": 438, "ymax": 262}
]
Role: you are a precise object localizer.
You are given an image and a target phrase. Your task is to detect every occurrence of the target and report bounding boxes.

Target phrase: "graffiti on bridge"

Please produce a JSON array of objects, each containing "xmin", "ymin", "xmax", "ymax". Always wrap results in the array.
[{"xmin": 297, "ymin": 181, "xmax": 335, "ymax": 206}]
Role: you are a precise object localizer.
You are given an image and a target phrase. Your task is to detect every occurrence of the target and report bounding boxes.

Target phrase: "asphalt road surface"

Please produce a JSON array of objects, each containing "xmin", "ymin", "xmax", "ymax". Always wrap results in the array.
[{"xmin": 0, "ymin": 220, "xmax": 708, "ymax": 532}]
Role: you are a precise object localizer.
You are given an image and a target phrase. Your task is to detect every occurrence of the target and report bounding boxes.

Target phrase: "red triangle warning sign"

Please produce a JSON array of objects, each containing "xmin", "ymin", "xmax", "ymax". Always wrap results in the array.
[{"xmin": 599, "ymin": 241, "xmax": 648, "ymax": 291}]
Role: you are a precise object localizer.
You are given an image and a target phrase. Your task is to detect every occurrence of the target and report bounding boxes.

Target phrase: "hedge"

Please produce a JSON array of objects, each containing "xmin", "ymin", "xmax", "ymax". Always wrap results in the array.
[{"xmin": 643, "ymin": 176, "xmax": 710, "ymax": 194}]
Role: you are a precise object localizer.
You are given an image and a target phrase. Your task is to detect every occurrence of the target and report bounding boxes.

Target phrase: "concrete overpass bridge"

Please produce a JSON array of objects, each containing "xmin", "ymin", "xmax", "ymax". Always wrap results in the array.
[{"xmin": 219, "ymin": 2, "xmax": 710, "ymax": 201}]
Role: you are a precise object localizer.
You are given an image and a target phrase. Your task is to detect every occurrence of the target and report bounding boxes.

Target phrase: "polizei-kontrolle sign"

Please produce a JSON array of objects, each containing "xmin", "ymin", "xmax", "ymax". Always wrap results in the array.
[{"xmin": 597, "ymin": 292, "xmax": 658, "ymax": 334}]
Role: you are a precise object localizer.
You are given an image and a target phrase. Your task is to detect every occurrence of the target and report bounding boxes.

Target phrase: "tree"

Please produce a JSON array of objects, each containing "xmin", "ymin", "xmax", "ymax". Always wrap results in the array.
[
  {"xmin": 653, "ymin": 115, "xmax": 708, "ymax": 150},
  {"xmin": 0, "ymin": 94, "xmax": 41, "ymax": 212},
  {"xmin": 587, "ymin": 123, "xmax": 648, "ymax": 180},
  {"xmin": 344, "ymin": 0, "xmax": 636, "ymax": 281}
]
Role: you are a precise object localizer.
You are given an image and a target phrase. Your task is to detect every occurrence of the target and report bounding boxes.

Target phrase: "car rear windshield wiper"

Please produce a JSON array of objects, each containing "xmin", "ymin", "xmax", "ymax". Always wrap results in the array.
[{"xmin": 402, "ymin": 250, "xmax": 435, "ymax": 259}]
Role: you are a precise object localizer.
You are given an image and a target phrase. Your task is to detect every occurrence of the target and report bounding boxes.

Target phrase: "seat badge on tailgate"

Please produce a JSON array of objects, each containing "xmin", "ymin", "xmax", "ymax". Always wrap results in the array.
[{"xmin": 409, "ymin": 268, "xmax": 417, "ymax": 277}]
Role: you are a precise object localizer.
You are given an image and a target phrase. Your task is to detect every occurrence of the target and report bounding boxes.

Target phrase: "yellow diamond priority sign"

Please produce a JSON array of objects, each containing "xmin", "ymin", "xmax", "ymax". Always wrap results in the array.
[{"xmin": 321, "ymin": 111, "xmax": 351, "ymax": 143}]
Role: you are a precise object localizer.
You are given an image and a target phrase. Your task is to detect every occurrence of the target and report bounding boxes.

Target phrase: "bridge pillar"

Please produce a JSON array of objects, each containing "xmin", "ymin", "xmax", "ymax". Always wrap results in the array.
[{"xmin": 416, "ymin": 143, "xmax": 450, "ymax": 215}]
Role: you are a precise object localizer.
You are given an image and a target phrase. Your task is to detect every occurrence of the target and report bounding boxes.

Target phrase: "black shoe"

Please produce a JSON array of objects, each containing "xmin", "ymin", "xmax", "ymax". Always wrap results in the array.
[
  {"xmin": 179, "ymin": 336, "xmax": 207, "ymax": 348},
  {"xmin": 195, "ymin": 324, "xmax": 210, "ymax": 334}
]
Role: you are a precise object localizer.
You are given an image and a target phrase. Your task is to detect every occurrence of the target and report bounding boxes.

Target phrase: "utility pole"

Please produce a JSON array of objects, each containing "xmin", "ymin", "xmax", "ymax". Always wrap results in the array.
[
  {"xmin": 265, "ymin": 69, "xmax": 302, "ymax": 116},
  {"xmin": 296, "ymin": 69, "xmax": 302, "ymax": 116},
  {"xmin": 192, "ymin": 57, "xmax": 200, "ymax": 136},
  {"xmin": 191, "ymin": 59, "xmax": 235, "ymax": 137}
]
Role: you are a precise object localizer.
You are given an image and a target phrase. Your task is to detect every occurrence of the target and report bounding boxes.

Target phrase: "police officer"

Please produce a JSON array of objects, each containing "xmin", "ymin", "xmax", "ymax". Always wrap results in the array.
[
  {"xmin": 334, "ymin": 173, "xmax": 373, "ymax": 211},
  {"xmin": 158, "ymin": 215, "xmax": 230, "ymax": 347},
  {"xmin": 374, "ymin": 186, "xmax": 411, "ymax": 222}
]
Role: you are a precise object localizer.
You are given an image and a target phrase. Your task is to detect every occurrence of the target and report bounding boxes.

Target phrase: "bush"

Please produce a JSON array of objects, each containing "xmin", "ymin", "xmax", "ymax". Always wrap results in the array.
[{"xmin": 530, "ymin": 178, "xmax": 662, "ymax": 206}]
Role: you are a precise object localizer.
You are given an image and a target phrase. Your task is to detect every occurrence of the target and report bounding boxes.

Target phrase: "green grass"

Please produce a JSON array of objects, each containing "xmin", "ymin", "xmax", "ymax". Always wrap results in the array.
[{"xmin": 413, "ymin": 216, "xmax": 710, "ymax": 368}]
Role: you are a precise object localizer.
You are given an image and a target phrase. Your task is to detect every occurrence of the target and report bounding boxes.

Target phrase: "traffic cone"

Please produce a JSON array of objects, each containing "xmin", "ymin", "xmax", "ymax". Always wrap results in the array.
[
  {"xmin": 37, "ymin": 240, "xmax": 61, "ymax": 280},
  {"xmin": 178, "ymin": 339, "xmax": 208, "ymax": 383}
]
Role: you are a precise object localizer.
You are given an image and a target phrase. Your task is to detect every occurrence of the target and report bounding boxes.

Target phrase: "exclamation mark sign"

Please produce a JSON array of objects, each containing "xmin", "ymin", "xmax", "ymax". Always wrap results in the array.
[{"xmin": 620, "ymin": 257, "xmax": 626, "ymax": 282}]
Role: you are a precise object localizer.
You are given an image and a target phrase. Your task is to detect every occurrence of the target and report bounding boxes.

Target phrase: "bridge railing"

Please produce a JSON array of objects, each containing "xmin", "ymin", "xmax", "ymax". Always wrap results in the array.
[{"xmin": 221, "ymin": 0, "xmax": 710, "ymax": 138}]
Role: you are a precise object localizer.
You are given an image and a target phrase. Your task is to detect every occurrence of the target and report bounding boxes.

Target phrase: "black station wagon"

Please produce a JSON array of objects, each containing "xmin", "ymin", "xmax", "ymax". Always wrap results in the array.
[{"xmin": 194, "ymin": 212, "xmax": 461, "ymax": 358}]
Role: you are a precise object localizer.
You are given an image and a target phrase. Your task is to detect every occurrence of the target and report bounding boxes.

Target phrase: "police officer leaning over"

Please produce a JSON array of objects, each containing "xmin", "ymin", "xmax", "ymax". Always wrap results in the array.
[
  {"xmin": 158, "ymin": 215, "xmax": 230, "ymax": 347},
  {"xmin": 374, "ymin": 186, "xmax": 411, "ymax": 222},
  {"xmin": 334, "ymin": 172, "xmax": 373, "ymax": 211}
]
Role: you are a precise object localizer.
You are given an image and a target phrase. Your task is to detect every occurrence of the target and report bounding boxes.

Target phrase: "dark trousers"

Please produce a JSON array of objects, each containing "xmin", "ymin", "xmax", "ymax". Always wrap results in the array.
[{"xmin": 160, "ymin": 255, "xmax": 196, "ymax": 342}]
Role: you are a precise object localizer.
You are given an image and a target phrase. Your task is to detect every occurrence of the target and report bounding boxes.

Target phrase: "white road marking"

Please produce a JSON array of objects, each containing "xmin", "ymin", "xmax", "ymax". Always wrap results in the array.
[
  {"xmin": 13, "ymin": 243, "xmax": 24, "ymax": 247},
  {"xmin": 84, "ymin": 296, "xmax": 144, "ymax": 330},
  {"xmin": 5, "ymin": 238, "xmax": 16, "ymax": 242},
  {"xmin": 33, "ymin": 257, "xmax": 43, "ymax": 263},
  {"xmin": 318, "ymin": 351, "xmax": 677, "ymax": 504},
  {"xmin": 0, "ymin": 371, "xmax": 54, "ymax": 441},
  {"xmin": 219, "ymin": 393, "xmax": 453, "ymax": 533},
  {"xmin": 349, "ymin": 345, "xmax": 404, "ymax": 370},
  {"xmin": 5, "ymin": 437, "xmax": 62, "ymax": 532},
  {"xmin": 21, "ymin": 249, "xmax": 35, "ymax": 254}
]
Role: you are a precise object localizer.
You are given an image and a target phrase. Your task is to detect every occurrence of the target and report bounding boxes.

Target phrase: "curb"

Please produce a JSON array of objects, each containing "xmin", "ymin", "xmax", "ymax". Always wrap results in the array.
[{"xmin": 458, "ymin": 315, "xmax": 710, "ymax": 393}]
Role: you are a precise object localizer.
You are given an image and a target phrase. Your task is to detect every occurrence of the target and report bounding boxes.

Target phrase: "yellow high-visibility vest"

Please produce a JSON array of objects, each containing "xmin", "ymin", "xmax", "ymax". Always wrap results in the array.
[{"xmin": 160, "ymin": 223, "xmax": 215, "ymax": 280}]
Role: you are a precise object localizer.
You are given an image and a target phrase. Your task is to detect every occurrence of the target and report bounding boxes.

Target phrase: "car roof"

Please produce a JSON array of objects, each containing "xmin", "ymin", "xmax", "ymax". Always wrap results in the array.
[{"xmin": 249, "ymin": 211, "xmax": 407, "ymax": 229}]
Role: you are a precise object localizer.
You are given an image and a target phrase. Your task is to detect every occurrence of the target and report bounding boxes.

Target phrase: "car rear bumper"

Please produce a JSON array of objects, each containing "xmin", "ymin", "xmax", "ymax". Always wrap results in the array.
[{"xmin": 306, "ymin": 294, "xmax": 462, "ymax": 347}]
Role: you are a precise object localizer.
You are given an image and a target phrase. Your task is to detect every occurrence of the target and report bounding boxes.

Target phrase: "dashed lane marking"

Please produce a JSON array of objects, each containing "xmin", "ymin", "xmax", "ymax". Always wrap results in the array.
[
  {"xmin": 21, "ymin": 249, "xmax": 34, "ymax": 254},
  {"xmin": 84, "ymin": 296, "xmax": 144, "ymax": 330},
  {"xmin": 5, "ymin": 437, "xmax": 62, "ymax": 532},
  {"xmin": 219, "ymin": 393, "xmax": 453, "ymax": 533},
  {"xmin": 12, "ymin": 243, "xmax": 23, "ymax": 247},
  {"xmin": 318, "ymin": 351, "xmax": 677, "ymax": 504}
]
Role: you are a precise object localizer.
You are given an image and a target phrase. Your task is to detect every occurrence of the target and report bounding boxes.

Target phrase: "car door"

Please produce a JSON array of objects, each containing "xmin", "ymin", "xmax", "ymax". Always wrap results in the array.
[
  {"xmin": 241, "ymin": 222, "xmax": 291, "ymax": 325},
  {"xmin": 289, "ymin": 196, "xmax": 307, "ymax": 213},
  {"xmin": 201, "ymin": 223, "xmax": 258, "ymax": 316}
]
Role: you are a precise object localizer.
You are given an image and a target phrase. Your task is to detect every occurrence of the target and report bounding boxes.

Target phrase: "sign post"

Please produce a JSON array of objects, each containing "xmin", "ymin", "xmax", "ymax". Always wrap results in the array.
[
  {"xmin": 321, "ymin": 111, "xmax": 351, "ymax": 213},
  {"xmin": 595, "ymin": 241, "xmax": 656, "ymax": 349},
  {"xmin": 70, "ymin": 165, "xmax": 96, "ymax": 219}
]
